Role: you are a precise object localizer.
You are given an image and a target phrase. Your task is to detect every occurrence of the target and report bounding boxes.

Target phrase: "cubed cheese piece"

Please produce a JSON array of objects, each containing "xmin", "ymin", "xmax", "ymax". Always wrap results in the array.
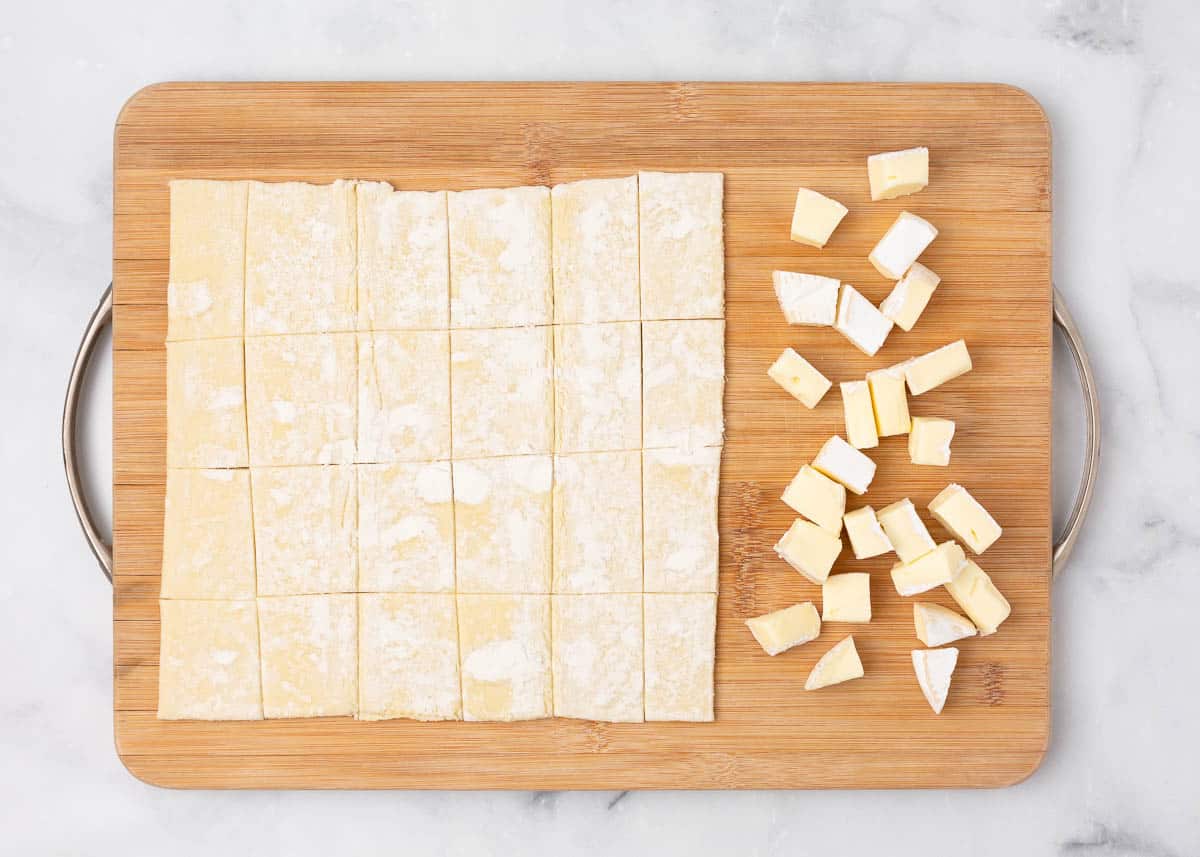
[
  {"xmin": 929, "ymin": 483, "xmax": 1002, "ymax": 554},
  {"xmin": 745, "ymin": 602, "xmax": 821, "ymax": 656},
  {"xmin": 945, "ymin": 560, "xmax": 1011, "ymax": 635},
  {"xmin": 913, "ymin": 603, "xmax": 977, "ymax": 647},
  {"xmin": 774, "ymin": 517, "xmax": 843, "ymax": 584},
  {"xmin": 843, "ymin": 505, "xmax": 893, "ymax": 560},
  {"xmin": 867, "ymin": 147, "xmax": 929, "ymax": 201},
  {"xmin": 835, "ymin": 284, "xmax": 893, "ymax": 356},
  {"xmin": 891, "ymin": 541, "xmax": 966, "ymax": 597},
  {"xmin": 789, "ymin": 187, "xmax": 849, "ymax": 248},
  {"xmin": 781, "ymin": 464, "xmax": 846, "ymax": 534},
  {"xmin": 772, "ymin": 271, "xmax": 839, "ymax": 326},
  {"xmin": 804, "ymin": 636, "xmax": 864, "ymax": 690},
  {"xmin": 768, "ymin": 348, "xmax": 831, "ymax": 409},
  {"xmin": 822, "ymin": 573, "xmax": 871, "ymax": 623},
  {"xmin": 877, "ymin": 498, "xmax": 936, "ymax": 564},
  {"xmin": 868, "ymin": 211, "xmax": 937, "ymax": 280},
  {"xmin": 909, "ymin": 416, "xmax": 955, "ymax": 466},
  {"xmin": 840, "ymin": 381, "xmax": 879, "ymax": 449},
  {"xmin": 866, "ymin": 364, "xmax": 911, "ymax": 437},
  {"xmin": 880, "ymin": 262, "xmax": 940, "ymax": 331},
  {"xmin": 912, "ymin": 647, "xmax": 958, "ymax": 714},
  {"xmin": 905, "ymin": 339, "xmax": 972, "ymax": 395},
  {"xmin": 812, "ymin": 435, "xmax": 876, "ymax": 496}
]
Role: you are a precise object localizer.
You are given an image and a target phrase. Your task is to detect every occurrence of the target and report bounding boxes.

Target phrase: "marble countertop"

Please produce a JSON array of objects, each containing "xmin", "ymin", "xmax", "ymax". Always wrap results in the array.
[{"xmin": 4, "ymin": 0, "xmax": 1198, "ymax": 853}]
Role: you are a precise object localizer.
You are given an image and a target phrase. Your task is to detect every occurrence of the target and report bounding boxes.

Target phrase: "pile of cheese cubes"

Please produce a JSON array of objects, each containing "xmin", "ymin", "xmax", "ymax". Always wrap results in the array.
[{"xmin": 747, "ymin": 148, "xmax": 1011, "ymax": 715}]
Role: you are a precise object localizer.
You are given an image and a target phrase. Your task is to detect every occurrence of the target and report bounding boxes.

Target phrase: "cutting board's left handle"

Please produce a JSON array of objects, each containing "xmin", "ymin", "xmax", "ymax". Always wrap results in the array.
[{"xmin": 63, "ymin": 283, "xmax": 113, "ymax": 583}]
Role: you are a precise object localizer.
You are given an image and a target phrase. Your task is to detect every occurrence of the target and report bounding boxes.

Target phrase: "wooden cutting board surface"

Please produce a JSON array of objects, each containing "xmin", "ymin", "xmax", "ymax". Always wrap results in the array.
[{"xmin": 112, "ymin": 82, "xmax": 1051, "ymax": 789}]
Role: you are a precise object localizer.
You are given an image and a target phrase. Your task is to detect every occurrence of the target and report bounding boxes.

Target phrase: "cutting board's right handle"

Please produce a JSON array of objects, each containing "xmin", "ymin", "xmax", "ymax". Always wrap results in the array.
[
  {"xmin": 63, "ymin": 283, "xmax": 113, "ymax": 583},
  {"xmin": 1051, "ymin": 288, "xmax": 1100, "ymax": 577}
]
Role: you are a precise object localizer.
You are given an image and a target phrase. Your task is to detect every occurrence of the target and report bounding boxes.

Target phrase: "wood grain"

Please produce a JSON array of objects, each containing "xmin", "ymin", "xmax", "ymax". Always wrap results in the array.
[{"xmin": 113, "ymin": 82, "xmax": 1052, "ymax": 789}]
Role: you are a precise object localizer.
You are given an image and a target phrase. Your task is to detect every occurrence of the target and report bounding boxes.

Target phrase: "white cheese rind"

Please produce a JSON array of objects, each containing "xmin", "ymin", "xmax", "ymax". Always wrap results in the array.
[
  {"xmin": 913, "ymin": 603, "xmax": 977, "ymax": 647},
  {"xmin": 905, "ymin": 339, "xmax": 972, "ymax": 395},
  {"xmin": 789, "ymin": 187, "xmax": 849, "ymax": 248},
  {"xmin": 774, "ymin": 517, "xmax": 843, "ymax": 584},
  {"xmin": 834, "ymin": 284, "xmax": 893, "ymax": 356},
  {"xmin": 868, "ymin": 211, "xmax": 938, "ymax": 280},
  {"xmin": 912, "ymin": 647, "xmax": 958, "ymax": 714},
  {"xmin": 804, "ymin": 635, "xmax": 865, "ymax": 690},
  {"xmin": 745, "ymin": 602, "xmax": 821, "ymax": 656},
  {"xmin": 909, "ymin": 416, "xmax": 956, "ymax": 466},
  {"xmin": 876, "ymin": 498, "xmax": 936, "ymax": 564},
  {"xmin": 880, "ymin": 262, "xmax": 940, "ymax": 331},
  {"xmin": 772, "ymin": 271, "xmax": 839, "ymax": 326},
  {"xmin": 781, "ymin": 464, "xmax": 846, "ymax": 535},
  {"xmin": 868, "ymin": 147, "xmax": 930, "ymax": 201},
  {"xmin": 842, "ymin": 506, "xmax": 893, "ymax": 560},
  {"xmin": 840, "ymin": 380, "xmax": 879, "ymax": 449},
  {"xmin": 929, "ymin": 483, "xmax": 1002, "ymax": 554},
  {"xmin": 812, "ymin": 435, "xmax": 876, "ymax": 496},
  {"xmin": 768, "ymin": 348, "xmax": 831, "ymax": 409}
]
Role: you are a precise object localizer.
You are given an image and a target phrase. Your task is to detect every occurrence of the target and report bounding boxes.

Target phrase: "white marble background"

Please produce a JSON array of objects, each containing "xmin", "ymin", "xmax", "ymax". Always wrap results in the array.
[{"xmin": 3, "ymin": 0, "xmax": 1198, "ymax": 853}]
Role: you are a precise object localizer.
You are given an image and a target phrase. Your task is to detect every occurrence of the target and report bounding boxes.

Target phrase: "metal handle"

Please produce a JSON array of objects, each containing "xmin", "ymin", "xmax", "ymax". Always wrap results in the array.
[
  {"xmin": 63, "ymin": 283, "xmax": 114, "ymax": 582},
  {"xmin": 1051, "ymin": 287, "xmax": 1100, "ymax": 577}
]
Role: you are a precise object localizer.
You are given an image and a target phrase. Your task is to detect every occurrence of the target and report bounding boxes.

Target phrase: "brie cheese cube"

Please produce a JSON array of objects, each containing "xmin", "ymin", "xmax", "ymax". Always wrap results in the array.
[
  {"xmin": 768, "ymin": 348, "xmax": 831, "ymax": 409},
  {"xmin": 911, "ymin": 647, "xmax": 958, "ymax": 714},
  {"xmin": 835, "ymin": 284, "xmax": 893, "ymax": 356},
  {"xmin": 774, "ymin": 517, "xmax": 843, "ymax": 584},
  {"xmin": 891, "ymin": 541, "xmax": 966, "ymax": 597},
  {"xmin": 781, "ymin": 464, "xmax": 846, "ymax": 535},
  {"xmin": 745, "ymin": 602, "xmax": 821, "ymax": 656},
  {"xmin": 908, "ymin": 416, "xmax": 955, "ymax": 466},
  {"xmin": 840, "ymin": 381, "xmax": 879, "ymax": 449},
  {"xmin": 868, "ymin": 147, "xmax": 929, "ymax": 201},
  {"xmin": 812, "ymin": 435, "xmax": 877, "ymax": 496},
  {"xmin": 929, "ymin": 483, "xmax": 1002, "ymax": 554},
  {"xmin": 869, "ymin": 212, "xmax": 937, "ymax": 280},
  {"xmin": 772, "ymin": 271, "xmax": 839, "ymax": 326},
  {"xmin": 880, "ymin": 262, "xmax": 940, "ymax": 331},
  {"xmin": 866, "ymin": 364, "xmax": 911, "ymax": 437},
  {"xmin": 804, "ymin": 635, "xmax": 864, "ymax": 690},
  {"xmin": 876, "ymin": 498, "xmax": 936, "ymax": 564},
  {"xmin": 843, "ymin": 506, "xmax": 893, "ymax": 560},
  {"xmin": 905, "ymin": 339, "xmax": 972, "ymax": 395},
  {"xmin": 913, "ymin": 602, "xmax": 977, "ymax": 647},
  {"xmin": 822, "ymin": 573, "xmax": 871, "ymax": 623},
  {"xmin": 789, "ymin": 187, "xmax": 848, "ymax": 248},
  {"xmin": 944, "ymin": 559, "xmax": 1011, "ymax": 635}
]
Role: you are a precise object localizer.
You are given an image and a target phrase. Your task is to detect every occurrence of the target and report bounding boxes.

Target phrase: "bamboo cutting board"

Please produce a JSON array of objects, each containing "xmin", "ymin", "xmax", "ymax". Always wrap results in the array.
[{"xmin": 112, "ymin": 82, "xmax": 1051, "ymax": 789}]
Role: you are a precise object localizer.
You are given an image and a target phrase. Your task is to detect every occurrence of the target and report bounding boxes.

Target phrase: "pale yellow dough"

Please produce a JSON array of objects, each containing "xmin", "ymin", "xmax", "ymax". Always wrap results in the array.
[
  {"xmin": 457, "ymin": 594, "xmax": 552, "ymax": 721},
  {"xmin": 245, "ymin": 333, "xmax": 356, "ymax": 466},
  {"xmin": 638, "ymin": 171, "xmax": 724, "ymax": 320},
  {"xmin": 356, "ymin": 182, "xmax": 449, "ymax": 330},
  {"xmin": 165, "ymin": 337, "xmax": 249, "ymax": 469},
  {"xmin": 551, "ymin": 176, "xmax": 639, "ymax": 323},
  {"xmin": 258, "ymin": 594, "xmax": 358, "ymax": 718},
  {"xmin": 553, "ymin": 451, "xmax": 642, "ymax": 593},
  {"xmin": 158, "ymin": 600, "xmax": 263, "ymax": 721},
  {"xmin": 357, "ymin": 330, "xmax": 451, "ymax": 463},
  {"xmin": 251, "ymin": 465, "xmax": 357, "ymax": 596},
  {"xmin": 245, "ymin": 180, "xmax": 357, "ymax": 335},
  {"xmin": 552, "ymin": 594, "xmax": 644, "ymax": 722},
  {"xmin": 554, "ymin": 322, "xmax": 641, "ymax": 454},
  {"xmin": 358, "ymin": 593, "xmax": 461, "ymax": 721},
  {"xmin": 644, "ymin": 593, "xmax": 716, "ymax": 721},
  {"xmin": 642, "ymin": 319, "xmax": 726, "ymax": 450},
  {"xmin": 448, "ymin": 185, "xmax": 552, "ymax": 327},
  {"xmin": 160, "ymin": 468, "xmax": 255, "ymax": 599},
  {"xmin": 643, "ymin": 447, "xmax": 720, "ymax": 592},
  {"xmin": 357, "ymin": 461, "xmax": 455, "ymax": 593},
  {"xmin": 167, "ymin": 179, "xmax": 248, "ymax": 341},
  {"xmin": 453, "ymin": 456, "xmax": 552, "ymax": 593}
]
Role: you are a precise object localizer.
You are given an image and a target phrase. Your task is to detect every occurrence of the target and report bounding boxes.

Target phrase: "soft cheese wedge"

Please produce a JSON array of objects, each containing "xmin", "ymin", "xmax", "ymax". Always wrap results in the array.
[
  {"xmin": 768, "ymin": 348, "xmax": 831, "ymax": 409},
  {"xmin": 804, "ymin": 636, "xmax": 865, "ymax": 690},
  {"xmin": 929, "ymin": 483, "xmax": 1002, "ymax": 554},
  {"xmin": 790, "ymin": 188, "xmax": 849, "ymax": 248},
  {"xmin": 773, "ymin": 271, "xmax": 839, "ymax": 326},
  {"xmin": 913, "ymin": 603, "xmax": 977, "ymax": 647},
  {"xmin": 891, "ymin": 541, "xmax": 966, "ymax": 596},
  {"xmin": 781, "ymin": 465, "xmax": 846, "ymax": 535},
  {"xmin": 869, "ymin": 212, "xmax": 937, "ymax": 280},
  {"xmin": 774, "ymin": 517, "xmax": 843, "ymax": 584},
  {"xmin": 843, "ymin": 506, "xmax": 893, "ymax": 559},
  {"xmin": 867, "ymin": 364, "xmax": 911, "ymax": 436},
  {"xmin": 905, "ymin": 339, "xmax": 972, "ymax": 395},
  {"xmin": 868, "ymin": 147, "xmax": 929, "ymax": 201},
  {"xmin": 840, "ymin": 381, "xmax": 879, "ymax": 449},
  {"xmin": 945, "ymin": 560, "xmax": 1011, "ymax": 635},
  {"xmin": 745, "ymin": 602, "xmax": 821, "ymax": 656},
  {"xmin": 908, "ymin": 416, "xmax": 955, "ymax": 466},
  {"xmin": 822, "ymin": 573, "xmax": 871, "ymax": 623},
  {"xmin": 876, "ymin": 498, "xmax": 936, "ymax": 564},
  {"xmin": 911, "ymin": 647, "xmax": 958, "ymax": 714},
  {"xmin": 834, "ymin": 284, "xmax": 893, "ymax": 356},
  {"xmin": 880, "ymin": 262, "xmax": 940, "ymax": 331},
  {"xmin": 812, "ymin": 435, "xmax": 877, "ymax": 496}
]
